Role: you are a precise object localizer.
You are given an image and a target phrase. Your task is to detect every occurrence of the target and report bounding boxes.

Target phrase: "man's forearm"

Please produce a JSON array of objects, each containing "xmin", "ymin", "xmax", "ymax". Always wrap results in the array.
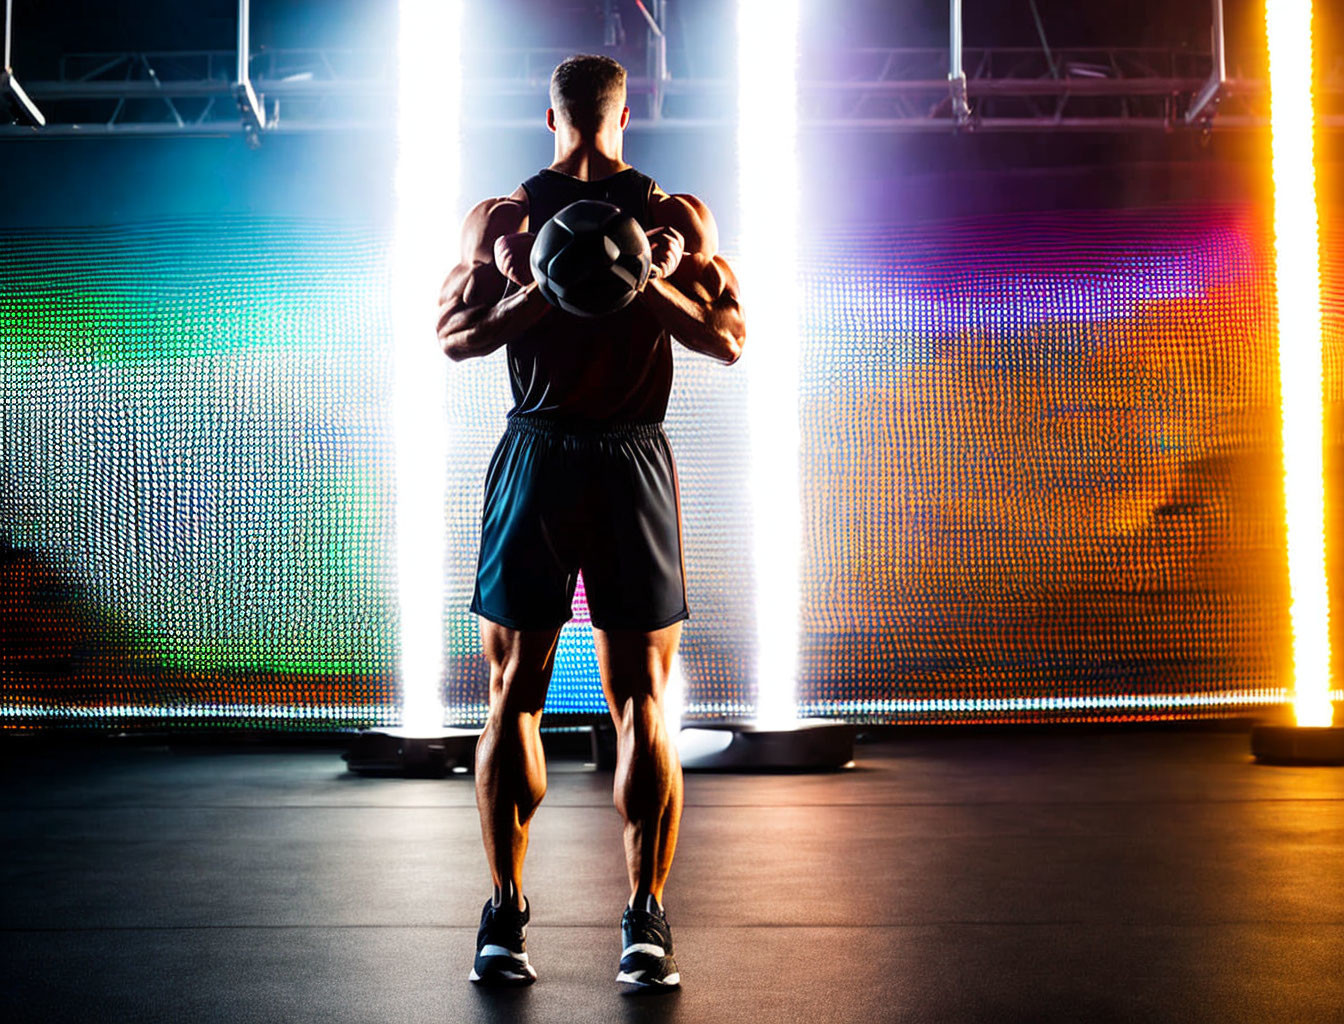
[
  {"xmin": 640, "ymin": 277, "xmax": 744, "ymax": 365},
  {"xmin": 440, "ymin": 283, "xmax": 550, "ymax": 361}
]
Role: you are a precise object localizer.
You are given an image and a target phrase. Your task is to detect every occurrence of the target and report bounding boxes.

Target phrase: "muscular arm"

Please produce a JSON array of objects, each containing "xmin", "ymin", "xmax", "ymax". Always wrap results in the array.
[
  {"xmin": 639, "ymin": 192, "xmax": 745, "ymax": 366},
  {"xmin": 436, "ymin": 190, "xmax": 549, "ymax": 362}
]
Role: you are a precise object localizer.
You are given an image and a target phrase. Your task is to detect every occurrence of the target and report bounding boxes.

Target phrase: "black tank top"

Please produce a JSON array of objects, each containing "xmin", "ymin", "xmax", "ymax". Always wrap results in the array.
[{"xmin": 505, "ymin": 166, "xmax": 672, "ymax": 425}]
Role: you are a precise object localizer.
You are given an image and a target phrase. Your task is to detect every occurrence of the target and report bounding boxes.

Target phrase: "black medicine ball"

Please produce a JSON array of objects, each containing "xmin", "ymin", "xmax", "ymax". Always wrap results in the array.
[{"xmin": 529, "ymin": 200, "xmax": 652, "ymax": 318}]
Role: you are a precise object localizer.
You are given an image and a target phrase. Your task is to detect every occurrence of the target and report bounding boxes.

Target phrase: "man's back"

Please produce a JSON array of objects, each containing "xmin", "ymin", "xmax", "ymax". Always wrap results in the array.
[{"xmin": 506, "ymin": 166, "xmax": 672, "ymax": 425}]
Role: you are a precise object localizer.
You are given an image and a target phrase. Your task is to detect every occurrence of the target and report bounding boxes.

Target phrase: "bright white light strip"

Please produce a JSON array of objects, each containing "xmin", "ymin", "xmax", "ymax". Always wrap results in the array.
[
  {"xmin": 12, "ymin": 689, "xmax": 1344, "ymax": 720},
  {"xmin": 0, "ymin": 704, "xmax": 404, "ymax": 720},
  {"xmin": 1267, "ymin": 0, "xmax": 1334, "ymax": 728},
  {"xmin": 795, "ymin": 691, "xmax": 1315, "ymax": 714},
  {"xmin": 393, "ymin": 0, "xmax": 461, "ymax": 734},
  {"xmin": 738, "ymin": 0, "xmax": 801, "ymax": 728}
]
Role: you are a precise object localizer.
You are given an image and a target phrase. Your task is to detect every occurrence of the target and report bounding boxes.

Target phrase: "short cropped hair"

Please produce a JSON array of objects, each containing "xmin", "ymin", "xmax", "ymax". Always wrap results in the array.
[{"xmin": 549, "ymin": 54, "xmax": 627, "ymax": 132}]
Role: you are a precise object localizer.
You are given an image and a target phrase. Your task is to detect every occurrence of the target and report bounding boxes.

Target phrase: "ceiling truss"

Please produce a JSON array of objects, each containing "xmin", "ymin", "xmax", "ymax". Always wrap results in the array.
[{"xmin": 2, "ymin": 0, "xmax": 1340, "ymax": 147}]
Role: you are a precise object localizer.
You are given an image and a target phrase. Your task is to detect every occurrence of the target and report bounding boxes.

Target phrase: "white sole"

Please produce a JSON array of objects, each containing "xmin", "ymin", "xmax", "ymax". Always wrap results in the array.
[
  {"xmin": 617, "ymin": 970, "xmax": 680, "ymax": 987},
  {"xmin": 470, "ymin": 965, "xmax": 537, "ymax": 985}
]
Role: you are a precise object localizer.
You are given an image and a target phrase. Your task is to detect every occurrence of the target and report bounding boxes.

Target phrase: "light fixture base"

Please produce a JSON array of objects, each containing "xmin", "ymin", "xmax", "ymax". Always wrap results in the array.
[
  {"xmin": 1251, "ymin": 725, "xmax": 1344, "ymax": 766},
  {"xmin": 678, "ymin": 718, "xmax": 855, "ymax": 771},
  {"xmin": 343, "ymin": 726, "xmax": 479, "ymax": 777}
]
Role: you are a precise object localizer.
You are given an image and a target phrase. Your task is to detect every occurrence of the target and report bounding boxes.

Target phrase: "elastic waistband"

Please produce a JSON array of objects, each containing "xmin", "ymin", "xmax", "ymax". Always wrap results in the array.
[{"xmin": 505, "ymin": 415, "xmax": 665, "ymax": 440}]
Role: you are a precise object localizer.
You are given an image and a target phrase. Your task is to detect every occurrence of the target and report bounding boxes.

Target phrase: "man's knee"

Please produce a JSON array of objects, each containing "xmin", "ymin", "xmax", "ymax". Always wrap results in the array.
[
  {"xmin": 615, "ymin": 691, "xmax": 671, "ymax": 753},
  {"xmin": 596, "ymin": 624, "xmax": 679, "ymax": 709},
  {"xmin": 607, "ymin": 651, "xmax": 672, "ymax": 718},
  {"xmin": 488, "ymin": 667, "xmax": 549, "ymax": 718}
]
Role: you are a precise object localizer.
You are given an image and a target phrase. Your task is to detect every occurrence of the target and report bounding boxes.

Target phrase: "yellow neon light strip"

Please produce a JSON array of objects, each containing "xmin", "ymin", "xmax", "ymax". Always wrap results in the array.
[{"xmin": 1267, "ymin": 0, "xmax": 1334, "ymax": 727}]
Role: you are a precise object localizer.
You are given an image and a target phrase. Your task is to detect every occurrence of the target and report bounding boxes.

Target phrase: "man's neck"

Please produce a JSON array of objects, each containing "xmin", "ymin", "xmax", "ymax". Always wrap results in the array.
[{"xmin": 550, "ymin": 131, "xmax": 627, "ymax": 181}]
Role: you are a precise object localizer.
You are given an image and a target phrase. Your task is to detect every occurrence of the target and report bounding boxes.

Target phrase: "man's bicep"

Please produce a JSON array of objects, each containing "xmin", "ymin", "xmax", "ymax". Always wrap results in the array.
[
  {"xmin": 444, "ymin": 196, "xmax": 525, "ymax": 311},
  {"xmin": 710, "ymin": 254, "xmax": 740, "ymax": 303},
  {"xmin": 667, "ymin": 251, "xmax": 737, "ymax": 305},
  {"xmin": 461, "ymin": 196, "xmax": 529, "ymax": 265}
]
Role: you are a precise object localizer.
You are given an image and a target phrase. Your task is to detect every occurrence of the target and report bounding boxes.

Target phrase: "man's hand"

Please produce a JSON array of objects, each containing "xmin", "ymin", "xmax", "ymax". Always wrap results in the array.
[
  {"xmin": 645, "ymin": 225, "xmax": 685, "ymax": 284},
  {"xmin": 494, "ymin": 232, "xmax": 536, "ymax": 286}
]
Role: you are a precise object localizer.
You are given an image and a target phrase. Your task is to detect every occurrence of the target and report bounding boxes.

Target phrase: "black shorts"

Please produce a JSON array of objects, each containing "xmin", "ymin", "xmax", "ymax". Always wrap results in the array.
[{"xmin": 470, "ymin": 416, "xmax": 689, "ymax": 632}]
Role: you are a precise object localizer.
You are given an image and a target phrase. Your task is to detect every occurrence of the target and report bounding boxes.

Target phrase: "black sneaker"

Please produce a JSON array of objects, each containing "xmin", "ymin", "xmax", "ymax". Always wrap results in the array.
[
  {"xmin": 469, "ymin": 897, "xmax": 537, "ymax": 986},
  {"xmin": 617, "ymin": 895, "xmax": 680, "ymax": 992}
]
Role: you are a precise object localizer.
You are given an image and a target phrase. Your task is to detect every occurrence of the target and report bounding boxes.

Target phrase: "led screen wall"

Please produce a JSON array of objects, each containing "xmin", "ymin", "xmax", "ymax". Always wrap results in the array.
[
  {"xmin": 1, "ymin": 204, "xmax": 1339, "ymax": 727},
  {"xmin": 0, "ymin": 218, "xmax": 398, "ymax": 725}
]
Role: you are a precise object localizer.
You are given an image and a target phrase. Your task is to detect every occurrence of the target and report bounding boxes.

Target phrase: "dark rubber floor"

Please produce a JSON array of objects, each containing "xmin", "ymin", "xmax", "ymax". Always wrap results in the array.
[{"xmin": 4, "ymin": 728, "xmax": 1343, "ymax": 1023}]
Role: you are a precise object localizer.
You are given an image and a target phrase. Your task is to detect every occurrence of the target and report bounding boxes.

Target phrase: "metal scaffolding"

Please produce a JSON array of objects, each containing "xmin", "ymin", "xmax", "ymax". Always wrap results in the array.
[{"xmin": 2, "ymin": 1, "xmax": 1340, "ymax": 139}]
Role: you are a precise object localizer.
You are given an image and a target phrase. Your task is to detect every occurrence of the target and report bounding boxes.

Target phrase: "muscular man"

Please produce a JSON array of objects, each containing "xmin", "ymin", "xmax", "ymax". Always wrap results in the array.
[{"xmin": 435, "ymin": 54, "xmax": 744, "ymax": 992}]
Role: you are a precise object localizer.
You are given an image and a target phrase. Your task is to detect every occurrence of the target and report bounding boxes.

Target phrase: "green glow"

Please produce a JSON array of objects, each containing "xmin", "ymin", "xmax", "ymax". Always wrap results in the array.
[{"xmin": 0, "ymin": 220, "xmax": 398, "ymax": 681}]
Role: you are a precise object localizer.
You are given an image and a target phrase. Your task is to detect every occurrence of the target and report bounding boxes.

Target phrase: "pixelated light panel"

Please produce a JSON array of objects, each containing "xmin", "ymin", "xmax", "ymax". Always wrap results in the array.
[
  {"xmin": 0, "ymin": 218, "xmax": 401, "ymax": 727},
  {"xmin": 0, "ymin": 206, "xmax": 1339, "ymax": 727},
  {"xmin": 798, "ymin": 206, "xmax": 1338, "ymax": 722}
]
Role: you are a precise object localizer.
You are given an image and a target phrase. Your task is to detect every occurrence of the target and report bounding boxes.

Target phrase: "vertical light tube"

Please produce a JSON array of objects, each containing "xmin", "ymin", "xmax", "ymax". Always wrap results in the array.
[
  {"xmin": 1267, "ymin": 0, "xmax": 1333, "ymax": 727},
  {"xmin": 738, "ymin": 0, "xmax": 801, "ymax": 727},
  {"xmin": 393, "ymin": 0, "xmax": 461, "ymax": 733}
]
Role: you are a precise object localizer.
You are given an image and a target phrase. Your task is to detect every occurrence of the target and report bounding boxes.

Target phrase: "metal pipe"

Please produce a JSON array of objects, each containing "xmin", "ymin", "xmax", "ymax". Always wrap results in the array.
[
  {"xmin": 237, "ymin": 0, "xmax": 249, "ymax": 85},
  {"xmin": 641, "ymin": 0, "xmax": 667, "ymax": 122},
  {"xmin": 25, "ymin": 73, "xmax": 1239, "ymax": 102},
  {"xmin": 232, "ymin": 0, "xmax": 266, "ymax": 138},
  {"xmin": 949, "ymin": 0, "xmax": 961, "ymax": 79},
  {"xmin": 5, "ymin": 0, "xmax": 13, "ymax": 70},
  {"xmin": 948, "ymin": 0, "xmax": 969, "ymax": 125},
  {"xmin": 655, "ymin": 0, "xmax": 668, "ymax": 81},
  {"xmin": 1212, "ymin": 0, "xmax": 1225, "ymax": 83},
  {"xmin": 1184, "ymin": 0, "xmax": 1226, "ymax": 124},
  {"xmin": 633, "ymin": 0, "xmax": 663, "ymax": 39},
  {"xmin": 1028, "ymin": 0, "xmax": 1058, "ymax": 79},
  {"xmin": 4, "ymin": 113, "xmax": 1325, "ymax": 140}
]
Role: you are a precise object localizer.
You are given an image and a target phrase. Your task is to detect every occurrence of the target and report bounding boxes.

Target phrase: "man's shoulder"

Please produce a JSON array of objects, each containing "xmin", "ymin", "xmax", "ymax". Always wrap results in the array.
[
  {"xmin": 460, "ymin": 188, "xmax": 530, "ymax": 262},
  {"xmin": 647, "ymin": 190, "xmax": 718, "ymax": 256},
  {"xmin": 649, "ymin": 180, "xmax": 709, "ymax": 208},
  {"xmin": 464, "ymin": 189, "xmax": 529, "ymax": 233},
  {"xmin": 470, "ymin": 185, "xmax": 529, "ymax": 222}
]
